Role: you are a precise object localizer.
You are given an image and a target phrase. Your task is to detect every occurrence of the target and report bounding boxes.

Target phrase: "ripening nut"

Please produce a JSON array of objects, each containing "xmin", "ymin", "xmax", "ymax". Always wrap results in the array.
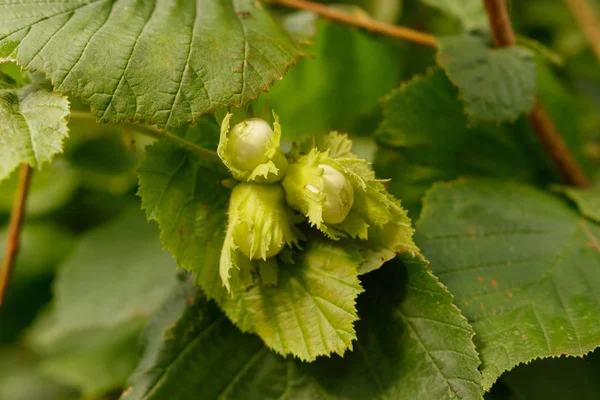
[
  {"xmin": 218, "ymin": 114, "xmax": 288, "ymax": 184},
  {"xmin": 282, "ymin": 154, "xmax": 355, "ymax": 226},
  {"xmin": 317, "ymin": 164, "xmax": 354, "ymax": 224},
  {"xmin": 229, "ymin": 183, "xmax": 299, "ymax": 260}
]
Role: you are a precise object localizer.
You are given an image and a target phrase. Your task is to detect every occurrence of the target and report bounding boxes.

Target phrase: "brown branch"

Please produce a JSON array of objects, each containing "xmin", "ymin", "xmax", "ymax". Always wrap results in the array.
[
  {"xmin": 484, "ymin": 0, "xmax": 591, "ymax": 188},
  {"xmin": 269, "ymin": 0, "xmax": 438, "ymax": 48},
  {"xmin": 563, "ymin": 0, "xmax": 600, "ymax": 62},
  {"xmin": 0, "ymin": 164, "xmax": 33, "ymax": 310}
]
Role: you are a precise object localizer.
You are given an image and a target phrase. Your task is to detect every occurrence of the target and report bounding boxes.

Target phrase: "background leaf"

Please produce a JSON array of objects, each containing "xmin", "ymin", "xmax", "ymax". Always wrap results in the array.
[
  {"xmin": 436, "ymin": 35, "xmax": 536, "ymax": 123},
  {"xmin": 416, "ymin": 179, "xmax": 600, "ymax": 390},
  {"xmin": 39, "ymin": 322, "xmax": 142, "ymax": 397},
  {"xmin": 0, "ymin": 347, "xmax": 77, "ymax": 400},
  {"xmin": 123, "ymin": 254, "xmax": 482, "ymax": 400},
  {"xmin": 0, "ymin": 160, "xmax": 78, "ymax": 216},
  {"xmin": 421, "ymin": 0, "xmax": 487, "ymax": 31},
  {"xmin": 256, "ymin": 17, "xmax": 401, "ymax": 140},
  {"xmin": 0, "ymin": 0, "xmax": 302, "ymax": 128},
  {"xmin": 29, "ymin": 208, "xmax": 179, "ymax": 347}
]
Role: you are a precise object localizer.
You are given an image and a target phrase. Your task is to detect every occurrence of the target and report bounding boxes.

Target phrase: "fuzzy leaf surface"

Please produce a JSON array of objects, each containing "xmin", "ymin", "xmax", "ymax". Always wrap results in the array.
[
  {"xmin": 437, "ymin": 35, "xmax": 536, "ymax": 123},
  {"xmin": 416, "ymin": 179, "xmax": 600, "ymax": 390},
  {"xmin": 123, "ymin": 255, "xmax": 482, "ymax": 400},
  {"xmin": 0, "ymin": 76, "xmax": 69, "ymax": 181},
  {"xmin": 0, "ymin": 0, "xmax": 302, "ymax": 128}
]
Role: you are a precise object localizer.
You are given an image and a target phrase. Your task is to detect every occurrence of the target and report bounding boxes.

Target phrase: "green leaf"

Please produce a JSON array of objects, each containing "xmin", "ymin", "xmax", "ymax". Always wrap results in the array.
[
  {"xmin": 0, "ymin": 160, "xmax": 78, "ymax": 216},
  {"xmin": 416, "ymin": 179, "xmax": 600, "ymax": 390},
  {"xmin": 243, "ymin": 239, "xmax": 363, "ymax": 361},
  {"xmin": 0, "ymin": 222, "xmax": 74, "ymax": 285},
  {"xmin": 39, "ymin": 321, "xmax": 142, "ymax": 397},
  {"xmin": 64, "ymin": 119, "xmax": 144, "ymax": 194},
  {"xmin": 501, "ymin": 349, "xmax": 600, "ymax": 400},
  {"xmin": 0, "ymin": 347, "xmax": 77, "ymax": 400},
  {"xmin": 375, "ymin": 69, "xmax": 549, "ymax": 218},
  {"xmin": 0, "ymin": 78, "xmax": 69, "ymax": 181},
  {"xmin": 557, "ymin": 187, "xmax": 600, "ymax": 223},
  {"xmin": 421, "ymin": 0, "xmax": 488, "ymax": 31},
  {"xmin": 0, "ymin": 0, "xmax": 302, "ymax": 129},
  {"xmin": 255, "ymin": 18, "xmax": 401, "ymax": 140},
  {"xmin": 29, "ymin": 208, "xmax": 179, "ymax": 347},
  {"xmin": 436, "ymin": 35, "xmax": 536, "ymax": 123},
  {"xmin": 123, "ymin": 256, "xmax": 482, "ymax": 400}
]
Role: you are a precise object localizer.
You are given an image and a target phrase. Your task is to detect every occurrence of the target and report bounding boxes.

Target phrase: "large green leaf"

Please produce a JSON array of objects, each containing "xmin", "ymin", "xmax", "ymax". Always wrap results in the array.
[
  {"xmin": 39, "ymin": 322, "xmax": 142, "ymax": 397},
  {"xmin": 255, "ymin": 17, "xmax": 401, "ymax": 140},
  {"xmin": 416, "ymin": 179, "xmax": 600, "ymax": 390},
  {"xmin": 30, "ymin": 208, "xmax": 179, "ymax": 347},
  {"xmin": 0, "ymin": 0, "xmax": 302, "ymax": 129},
  {"xmin": 436, "ymin": 35, "xmax": 536, "ymax": 123},
  {"xmin": 0, "ymin": 347, "xmax": 77, "ymax": 400},
  {"xmin": 123, "ymin": 256, "xmax": 483, "ymax": 400},
  {"xmin": 0, "ymin": 76, "xmax": 69, "ymax": 181},
  {"xmin": 421, "ymin": 0, "xmax": 487, "ymax": 31},
  {"xmin": 375, "ymin": 69, "xmax": 549, "ymax": 218},
  {"xmin": 138, "ymin": 135, "xmax": 366, "ymax": 361},
  {"xmin": 0, "ymin": 222, "xmax": 74, "ymax": 285}
]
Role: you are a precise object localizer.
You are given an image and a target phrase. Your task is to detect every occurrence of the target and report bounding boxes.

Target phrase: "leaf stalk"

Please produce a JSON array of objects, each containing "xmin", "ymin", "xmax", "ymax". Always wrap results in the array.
[
  {"xmin": 269, "ymin": 0, "xmax": 438, "ymax": 48},
  {"xmin": 0, "ymin": 164, "xmax": 33, "ymax": 311}
]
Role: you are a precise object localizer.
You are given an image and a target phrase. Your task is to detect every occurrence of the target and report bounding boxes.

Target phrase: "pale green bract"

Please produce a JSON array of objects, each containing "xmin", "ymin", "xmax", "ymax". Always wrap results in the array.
[
  {"xmin": 0, "ymin": 71, "xmax": 69, "ymax": 182},
  {"xmin": 218, "ymin": 112, "xmax": 288, "ymax": 183},
  {"xmin": 220, "ymin": 182, "xmax": 301, "ymax": 292},
  {"xmin": 283, "ymin": 133, "xmax": 414, "ymax": 248},
  {"xmin": 0, "ymin": 0, "xmax": 302, "ymax": 129}
]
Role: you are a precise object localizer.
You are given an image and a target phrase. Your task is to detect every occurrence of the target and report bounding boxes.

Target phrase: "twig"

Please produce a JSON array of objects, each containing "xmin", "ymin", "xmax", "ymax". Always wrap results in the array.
[
  {"xmin": 563, "ymin": 0, "xmax": 600, "ymax": 62},
  {"xmin": 269, "ymin": 0, "xmax": 437, "ymax": 48},
  {"xmin": 483, "ymin": 0, "xmax": 591, "ymax": 188},
  {"xmin": 69, "ymin": 111, "xmax": 221, "ymax": 164},
  {"xmin": 0, "ymin": 164, "xmax": 33, "ymax": 310}
]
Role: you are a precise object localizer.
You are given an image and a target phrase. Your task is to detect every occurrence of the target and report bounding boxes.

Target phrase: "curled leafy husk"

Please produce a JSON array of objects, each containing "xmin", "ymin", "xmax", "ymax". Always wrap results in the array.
[
  {"xmin": 220, "ymin": 183, "xmax": 301, "ymax": 292},
  {"xmin": 218, "ymin": 113, "xmax": 288, "ymax": 183},
  {"xmin": 283, "ymin": 132, "xmax": 405, "ymax": 241}
]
